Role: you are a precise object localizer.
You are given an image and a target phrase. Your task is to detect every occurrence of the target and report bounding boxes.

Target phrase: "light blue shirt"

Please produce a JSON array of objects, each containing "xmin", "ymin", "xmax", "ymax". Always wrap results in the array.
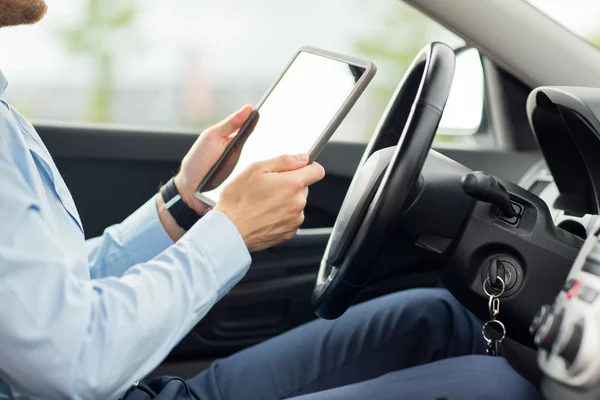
[{"xmin": 0, "ymin": 70, "xmax": 251, "ymax": 399}]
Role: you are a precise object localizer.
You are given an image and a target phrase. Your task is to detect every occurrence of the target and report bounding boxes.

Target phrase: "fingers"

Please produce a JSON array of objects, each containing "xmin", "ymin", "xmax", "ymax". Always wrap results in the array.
[
  {"xmin": 210, "ymin": 104, "xmax": 253, "ymax": 137},
  {"xmin": 285, "ymin": 162, "xmax": 326, "ymax": 187},
  {"xmin": 259, "ymin": 154, "xmax": 310, "ymax": 173}
]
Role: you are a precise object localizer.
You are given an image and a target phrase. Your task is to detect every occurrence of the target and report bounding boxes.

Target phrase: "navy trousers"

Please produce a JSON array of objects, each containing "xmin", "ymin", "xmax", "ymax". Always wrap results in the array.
[{"xmin": 127, "ymin": 288, "xmax": 542, "ymax": 400}]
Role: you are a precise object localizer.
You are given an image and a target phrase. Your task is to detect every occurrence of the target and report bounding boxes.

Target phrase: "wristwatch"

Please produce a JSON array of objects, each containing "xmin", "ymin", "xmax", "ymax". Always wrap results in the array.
[{"xmin": 160, "ymin": 178, "xmax": 206, "ymax": 231}]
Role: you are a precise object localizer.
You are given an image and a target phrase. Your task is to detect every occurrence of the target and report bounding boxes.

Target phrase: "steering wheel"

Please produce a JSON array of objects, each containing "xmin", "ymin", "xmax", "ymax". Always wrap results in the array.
[{"xmin": 312, "ymin": 42, "xmax": 456, "ymax": 319}]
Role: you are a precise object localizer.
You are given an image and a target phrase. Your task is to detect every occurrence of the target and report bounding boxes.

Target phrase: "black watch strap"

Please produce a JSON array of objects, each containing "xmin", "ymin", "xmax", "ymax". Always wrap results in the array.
[{"xmin": 160, "ymin": 178, "xmax": 200, "ymax": 231}]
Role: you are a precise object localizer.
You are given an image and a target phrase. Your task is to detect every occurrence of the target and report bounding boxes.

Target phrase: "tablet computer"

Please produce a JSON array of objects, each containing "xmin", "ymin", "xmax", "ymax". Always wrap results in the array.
[{"xmin": 196, "ymin": 46, "xmax": 376, "ymax": 206}]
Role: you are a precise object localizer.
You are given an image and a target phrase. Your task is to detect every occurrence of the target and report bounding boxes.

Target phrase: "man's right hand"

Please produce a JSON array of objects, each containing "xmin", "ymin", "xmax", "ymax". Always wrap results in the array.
[{"xmin": 215, "ymin": 153, "xmax": 325, "ymax": 252}]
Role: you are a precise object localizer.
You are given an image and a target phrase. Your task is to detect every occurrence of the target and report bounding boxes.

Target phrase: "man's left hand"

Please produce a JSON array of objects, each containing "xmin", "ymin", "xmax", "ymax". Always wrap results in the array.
[{"xmin": 174, "ymin": 104, "xmax": 253, "ymax": 214}]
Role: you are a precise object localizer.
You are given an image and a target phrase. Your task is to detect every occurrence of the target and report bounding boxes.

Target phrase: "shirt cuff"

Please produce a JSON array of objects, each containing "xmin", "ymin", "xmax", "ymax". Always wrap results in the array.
[
  {"xmin": 116, "ymin": 195, "xmax": 174, "ymax": 266},
  {"xmin": 182, "ymin": 210, "xmax": 251, "ymax": 299}
]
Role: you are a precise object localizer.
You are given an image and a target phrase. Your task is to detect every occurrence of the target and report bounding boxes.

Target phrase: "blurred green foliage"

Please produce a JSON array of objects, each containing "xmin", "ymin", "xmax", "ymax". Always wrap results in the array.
[
  {"xmin": 353, "ymin": 3, "xmax": 474, "ymax": 145},
  {"xmin": 352, "ymin": 3, "xmax": 442, "ymax": 139},
  {"xmin": 354, "ymin": 4, "xmax": 433, "ymax": 104},
  {"xmin": 57, "ymin": 0, "xmax": 139, "ymax": 123}
]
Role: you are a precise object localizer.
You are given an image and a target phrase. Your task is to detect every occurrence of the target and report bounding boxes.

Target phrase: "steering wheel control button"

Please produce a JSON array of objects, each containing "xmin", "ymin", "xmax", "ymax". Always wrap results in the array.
[
  {"xmin": 535, "ymin": 311, "xmax": 564, "ymax": 351},
  {"xmin": 530, "ymin": 305, "xmax": 552, "ymax": 336},
  {"xmin": 558, "ymin": 322, "xmax": 584, "ymax": 366},
  {"xmin": 577, "ymin": 286, "xmax": 599, "ymax": 304}
]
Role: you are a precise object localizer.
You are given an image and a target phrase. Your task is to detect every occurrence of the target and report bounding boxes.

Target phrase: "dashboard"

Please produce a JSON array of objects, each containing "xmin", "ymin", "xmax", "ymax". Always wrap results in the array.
[
  {"xmin": 523, "ymin": 86, "xmax": 600, "ymax": 237},
  {"xmin": 527, "ymin": 87, "xmax": 600, "ymax": 218},
  {"xmin": 521, "ymin": 88, "xmax": 600, "ymax": 398},
  {"xmin": 519, "ymin": 160, "xmax": 599, "ymax": 239}
]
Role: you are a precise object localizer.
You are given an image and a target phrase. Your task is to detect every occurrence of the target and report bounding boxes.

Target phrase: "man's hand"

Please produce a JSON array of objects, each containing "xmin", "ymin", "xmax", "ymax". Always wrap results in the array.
[
  {"xmin": 215, "ymin": 154, "xmax": 325, "ymax": 252},
  {"xmin": 174, "ymin": 104, "xmax": 254, "ymax": 214}
]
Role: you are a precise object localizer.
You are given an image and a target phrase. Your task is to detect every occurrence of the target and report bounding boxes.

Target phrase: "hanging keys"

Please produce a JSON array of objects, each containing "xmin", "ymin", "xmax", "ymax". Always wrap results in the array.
[
  {"xmin": 482, "ymin": 319, "xmax": 506, "ymax": 356},
  {"xmin": 482, "ymin": 276, "xmax": 507, "ymax": 356},
  {"xmin": 490, "ymin": 296, "xmax": 500, "ymax": 318}
]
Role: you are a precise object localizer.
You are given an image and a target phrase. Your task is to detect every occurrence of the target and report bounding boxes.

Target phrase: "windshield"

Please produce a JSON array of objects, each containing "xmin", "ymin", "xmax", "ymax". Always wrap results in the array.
[{"xmin": 525, "ymin": 0, "xmax": 600, "ymax": 46}]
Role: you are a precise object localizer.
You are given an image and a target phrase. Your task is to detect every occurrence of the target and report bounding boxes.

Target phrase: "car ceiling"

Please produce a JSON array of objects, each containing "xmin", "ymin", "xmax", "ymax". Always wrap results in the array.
[{"xmin": 406, "ymin": 0, "xmax": 600, "ymax": 89}]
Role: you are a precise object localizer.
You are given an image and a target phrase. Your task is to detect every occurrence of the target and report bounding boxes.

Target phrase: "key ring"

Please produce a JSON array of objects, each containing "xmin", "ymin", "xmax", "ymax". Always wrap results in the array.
[
  {"xmin": 482, "ymin": 319, "xmax": 506, "ymax": 345},
  {"xmin": 483, "ymin": 276, "xmax": 506, "ymax": 297}
]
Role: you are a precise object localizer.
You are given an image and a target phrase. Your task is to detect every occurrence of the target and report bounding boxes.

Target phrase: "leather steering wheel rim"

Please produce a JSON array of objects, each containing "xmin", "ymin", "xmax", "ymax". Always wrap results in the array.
[{"xmin": 312, "ymin": 42, "xmax": 457, "ymax": 319}]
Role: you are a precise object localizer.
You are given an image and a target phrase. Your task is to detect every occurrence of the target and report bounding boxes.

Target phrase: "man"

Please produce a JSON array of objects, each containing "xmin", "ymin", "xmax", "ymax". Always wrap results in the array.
[{"xmin": 0, "ymin": 1, "xmax": 543, "ymax": 399}]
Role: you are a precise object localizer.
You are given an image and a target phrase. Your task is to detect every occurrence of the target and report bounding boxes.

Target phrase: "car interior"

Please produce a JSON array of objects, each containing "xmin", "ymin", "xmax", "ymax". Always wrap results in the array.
[{"xmin": 28, "ymin": 0, "xmax": 600, "ymax": 397}]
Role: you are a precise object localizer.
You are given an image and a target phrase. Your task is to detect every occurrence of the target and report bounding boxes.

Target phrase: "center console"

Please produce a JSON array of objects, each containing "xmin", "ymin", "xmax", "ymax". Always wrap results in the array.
[{"xmin": 532, "ymin": 220, "xmax": 600, "ymax": 399}]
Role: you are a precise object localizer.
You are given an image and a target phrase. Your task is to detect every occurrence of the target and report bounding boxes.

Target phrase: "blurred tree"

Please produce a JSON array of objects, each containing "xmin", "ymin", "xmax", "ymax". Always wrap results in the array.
[
  {"xmin": 353, "ymin": 2, "xmax": 460, "ymax": 143},
  {"xmin": 354, "ymin": 3, "xmax": 433, "ymax": 106},
  {"xmin": 57, "ymin": 0, "xmax": 139, "ymax": 123}
]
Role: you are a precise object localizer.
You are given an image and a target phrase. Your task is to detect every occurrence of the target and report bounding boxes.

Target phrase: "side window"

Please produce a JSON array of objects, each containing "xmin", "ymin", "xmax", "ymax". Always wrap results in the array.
[
  {"xmin": 0, "ymin": 0, "xmax": 482, "ymax": 146},
  {"xmin": 435, "ymin": 48, "xmax": 485, "ymax": 146},
  {"xmin": 333, "ymin": 4, "xmax": 485, "ymax": 145}
]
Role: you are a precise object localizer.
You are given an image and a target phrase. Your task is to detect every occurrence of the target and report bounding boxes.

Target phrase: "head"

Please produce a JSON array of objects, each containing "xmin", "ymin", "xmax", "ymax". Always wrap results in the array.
[{"xmin": 0, "ymin": 0, "xmax": 47, "ymax": 28}]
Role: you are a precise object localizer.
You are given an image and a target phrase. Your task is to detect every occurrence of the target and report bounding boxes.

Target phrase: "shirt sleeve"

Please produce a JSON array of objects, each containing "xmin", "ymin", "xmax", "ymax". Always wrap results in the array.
[
  {"xmin": 86, "ymin": 195, "xmax": 175, "ymax": 279},
  {"xmin": 0, "ymin": 159, "xmax": 252, "ymax": 400}
]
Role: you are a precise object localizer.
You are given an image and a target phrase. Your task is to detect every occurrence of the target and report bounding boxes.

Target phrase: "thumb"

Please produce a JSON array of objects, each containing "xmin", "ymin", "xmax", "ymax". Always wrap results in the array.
[
  {"xmin": 260, "ymin": 154, "xmax": 309, "ymax": 173},
  {"xmin": 210, "ymin": 104, "xmax": 253, "ymax": 137}
]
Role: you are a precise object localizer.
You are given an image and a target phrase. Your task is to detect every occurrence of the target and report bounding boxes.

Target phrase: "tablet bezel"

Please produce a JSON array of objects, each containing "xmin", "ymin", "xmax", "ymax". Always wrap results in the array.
[{"xmin": 195, "ymin": 46, "xmax": 377, "ymax": 206}]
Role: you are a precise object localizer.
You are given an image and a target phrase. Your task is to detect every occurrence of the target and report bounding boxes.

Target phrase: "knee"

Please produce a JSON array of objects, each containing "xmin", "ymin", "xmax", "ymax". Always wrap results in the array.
[
  {"xmin": 356, "ymin": 287, "xmax": 458, "ymax": 309},
  {"xmin": 386, "ymin": 288, "xmax": 464, "ymax": 318},
  {"xmin": 399, "ymin": 287, "xmax": 461, "ymax": 311},
  {"xmin": 397, "ymin": 288, "xmax": 470, "ymax": 330}
]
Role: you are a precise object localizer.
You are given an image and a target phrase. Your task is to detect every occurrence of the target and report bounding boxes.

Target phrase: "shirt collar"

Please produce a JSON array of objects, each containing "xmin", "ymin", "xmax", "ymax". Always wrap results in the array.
[{"xmin": 0, "ymin": 69, "xmax": 6, "ymax": 95}]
